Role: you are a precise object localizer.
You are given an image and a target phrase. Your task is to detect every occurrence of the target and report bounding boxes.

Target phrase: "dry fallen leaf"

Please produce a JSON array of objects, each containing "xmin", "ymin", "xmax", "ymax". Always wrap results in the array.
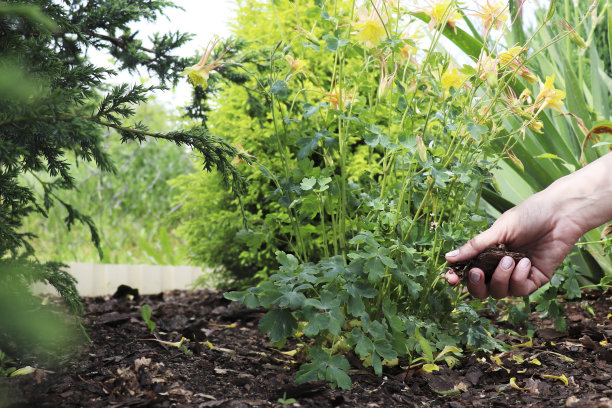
[{"xmin": 542, "ymin": 373, "xmax": 569, "ymax": 386}]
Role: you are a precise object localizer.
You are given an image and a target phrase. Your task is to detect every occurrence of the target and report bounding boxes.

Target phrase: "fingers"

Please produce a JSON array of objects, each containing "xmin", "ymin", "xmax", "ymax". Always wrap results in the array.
[
  {"xmin": 463, "ymin": 257, "xmax": 539, "ymax": 299},
  {"xmin": 445, "ymin": 227, "xmax": 501, "ymax": 263},
  {"xmin": 489, "ymin": 256, "xmax": 515, "ymax": 299},
  {"xmin": 508, "ymin": 258, "xmax": 538, "ymax": 297},
  {"xmin": 445, "ymin": 270, "xmax": 461, "ymax": 286},
  {"xmin": 466, "ymin": 268, "xmax": 488, "ymax": 299}
]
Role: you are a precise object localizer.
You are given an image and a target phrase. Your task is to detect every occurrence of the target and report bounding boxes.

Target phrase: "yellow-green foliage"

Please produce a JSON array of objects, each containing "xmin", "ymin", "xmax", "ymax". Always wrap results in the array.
[{"xmin": 172, "ymin": 0, "xmax": 370, "ymax": 280}]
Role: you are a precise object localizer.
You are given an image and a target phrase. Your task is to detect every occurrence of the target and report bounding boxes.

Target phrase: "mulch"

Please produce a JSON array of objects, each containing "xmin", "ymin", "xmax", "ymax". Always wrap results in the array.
[{"xmin": 1, "ymin": 287, "xmax": 611, "ymax": 407}]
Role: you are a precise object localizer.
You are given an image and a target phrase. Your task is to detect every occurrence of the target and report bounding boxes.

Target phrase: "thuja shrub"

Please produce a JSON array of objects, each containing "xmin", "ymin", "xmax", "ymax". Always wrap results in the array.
[
  {"xmin": 216, "ymin": 0, "xmax": 575, "ymax": 388},
  {"xmin": 0, "ymin": 0, "xmax": 249, "ymax": 357}
]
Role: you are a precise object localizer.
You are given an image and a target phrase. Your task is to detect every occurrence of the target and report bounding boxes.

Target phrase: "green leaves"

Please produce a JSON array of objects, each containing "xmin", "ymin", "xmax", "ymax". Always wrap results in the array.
[
  {"xmin": 300, "ymin": 177, "xmax": 317, "ymax": 191},
  {"xmin": 277, "ymin": 251, "xmax": 299, "ymax": 272},
  {"xmin": 350, "ymin": 324, "xmax": 398, "ymax": 376},
  {"xmin": 141, "ymin": 304, "xmax": 156, "ymax": 334},
  {"xmin": 258, "ymin": 309, "xmax": 298, "ymax": 343},
  {"xmin": 323, "ymin": 34, "xmax": 349, "ymax": 52},
  {"xmin": 296, "ymin": 347, "xmax": 352, "ymax": 390},
  {"xmin": 270, "ymin": 80, "xmax": 289, "ymax": 98}
]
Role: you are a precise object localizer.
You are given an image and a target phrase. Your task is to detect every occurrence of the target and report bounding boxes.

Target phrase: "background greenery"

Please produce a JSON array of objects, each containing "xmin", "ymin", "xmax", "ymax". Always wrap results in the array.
[{"xmin": 22, "ymin": 100, "xmax": 194, "ymax": 265}]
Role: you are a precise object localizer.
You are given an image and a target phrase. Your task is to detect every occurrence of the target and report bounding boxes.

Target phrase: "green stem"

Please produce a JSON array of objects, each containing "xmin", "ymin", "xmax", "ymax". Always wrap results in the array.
[{"xmin": 403, "ymin": 180, "xmax": 434, "ymax": 243}]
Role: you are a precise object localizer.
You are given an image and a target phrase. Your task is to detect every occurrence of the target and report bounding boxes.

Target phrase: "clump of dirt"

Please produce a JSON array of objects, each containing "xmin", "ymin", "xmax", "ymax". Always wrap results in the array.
[{"xmin": 449, "ymin": 244, "xmax": 528, "ymax": 283}]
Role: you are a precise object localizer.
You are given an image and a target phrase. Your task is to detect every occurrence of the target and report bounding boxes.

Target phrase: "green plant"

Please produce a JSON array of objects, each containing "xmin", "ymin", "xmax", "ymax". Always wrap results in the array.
[
  {"xmin": 20, "ymin": 100, "xmax": 194, "ymax": 265},
  {"xmin": 217, "ymin": 0, "xmax": 577, "ymax": 389},
  {"xmin": 277, "ymin": 393, "xmax": 296, "ymax": 407},
  {"xmin": 0, "ymin": 349, "xmax": 16, "ymax": 377},
  {"xmin": 141, "ymin": 304, "xmax": 156, "ymax": 334}
]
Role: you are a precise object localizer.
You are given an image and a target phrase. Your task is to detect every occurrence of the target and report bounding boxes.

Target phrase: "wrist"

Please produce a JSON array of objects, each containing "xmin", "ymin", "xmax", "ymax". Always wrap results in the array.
[{"xmin": 543, "ymin": 153, "xmax": 612, "ymax": 235}]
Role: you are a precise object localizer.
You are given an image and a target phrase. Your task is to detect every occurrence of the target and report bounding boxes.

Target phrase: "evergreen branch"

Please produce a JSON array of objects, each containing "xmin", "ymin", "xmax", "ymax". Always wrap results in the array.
[
  {"xmin": 86, "ymin": 31, "xmax": 157, "ymax": 54},
  {"xmin": 1, "ymin": 112, "xmax": 252, "ymax": 196}
]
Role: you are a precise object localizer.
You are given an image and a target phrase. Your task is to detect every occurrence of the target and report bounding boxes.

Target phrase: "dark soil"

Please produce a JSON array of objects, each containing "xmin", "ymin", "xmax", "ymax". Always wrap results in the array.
[
  {"xmin": 449, "ymin": 245, "xmax": 528, "ymax": 283},
  {"xmin": 1, "ymin": 288, "xmax": 611, "ymax": 407}
]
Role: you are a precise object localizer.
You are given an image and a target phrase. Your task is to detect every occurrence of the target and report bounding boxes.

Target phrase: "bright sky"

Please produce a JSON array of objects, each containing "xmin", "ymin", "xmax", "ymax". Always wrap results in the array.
[{"xmin": 89, "ymin": 0, "xmax": 235, "ymax": 106}]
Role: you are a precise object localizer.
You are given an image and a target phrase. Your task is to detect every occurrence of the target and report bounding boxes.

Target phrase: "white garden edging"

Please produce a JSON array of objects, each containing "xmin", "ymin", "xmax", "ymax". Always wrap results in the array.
[{"xmin": 33, "ymin": 263, "xmax": 208, "ymax": 297}]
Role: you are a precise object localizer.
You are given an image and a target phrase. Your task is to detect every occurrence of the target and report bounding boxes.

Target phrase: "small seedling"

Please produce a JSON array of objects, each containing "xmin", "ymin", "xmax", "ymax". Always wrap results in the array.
[
  {"xmin": 277, "ymin": 393, "xmax": 296, "ymax": 407},
  {"xmin": 141, "ymin": 304, "xmax": 156, "ymax": 334},
  {"xmin": 0, "ymin": 349, "xmax": 16, "ymax": 376},
  {"xmin": 181, "ymin": 344, "xmax": 191, "ymax": 356},
  {"xmin": 410, "ymin": 329, "xmax": 463, "ymax": 373}
]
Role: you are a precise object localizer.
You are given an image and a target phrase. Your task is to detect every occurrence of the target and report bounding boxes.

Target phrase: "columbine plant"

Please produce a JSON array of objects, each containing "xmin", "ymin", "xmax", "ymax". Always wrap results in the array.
[{"xmin": 198, "ymin": 0, "xmax": 575, "ymax": 389}]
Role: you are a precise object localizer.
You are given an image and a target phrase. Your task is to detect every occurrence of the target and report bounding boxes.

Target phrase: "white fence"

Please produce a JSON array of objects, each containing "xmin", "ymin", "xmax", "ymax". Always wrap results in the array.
[{"xmin": 34, "ymin": 263, "xmax": 208, "ymax": 297}]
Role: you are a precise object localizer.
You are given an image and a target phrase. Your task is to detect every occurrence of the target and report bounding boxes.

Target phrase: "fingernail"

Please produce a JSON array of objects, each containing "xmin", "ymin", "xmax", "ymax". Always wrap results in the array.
[
  {"xmin": 518, "ymin": 258, "xmax": 530, "ymax": 268},
  {"xmin": 470, "ymin": 271, "xmax": 481, "ymax": 283},
  {"xmin": 446, "ymin": 249, "xmax": 459, "ymax": 257},
  {"xmin": 501, "ymin": 256, "xmax": 513, "ymax": 269}
]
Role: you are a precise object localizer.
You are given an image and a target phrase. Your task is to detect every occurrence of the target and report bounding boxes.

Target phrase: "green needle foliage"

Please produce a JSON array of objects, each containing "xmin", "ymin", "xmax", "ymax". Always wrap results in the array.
[{"xmin": 0, "ymin": 0, "xmax": 249, "ymax": 360}]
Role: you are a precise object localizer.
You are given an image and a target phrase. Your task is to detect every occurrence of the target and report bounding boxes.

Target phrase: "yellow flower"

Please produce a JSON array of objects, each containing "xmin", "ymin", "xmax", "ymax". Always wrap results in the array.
[
  {"xmin": 425, "ymin": 0, "xmax": 462, "ymax": 31},
  {"xmin": 472, "ymin": 1, "xmax": 508, "ymax": 33},
  {"xmin": 354, "ymin": 6, "xmax": 387, "ymax": 48},
  {"xmin": 323, "ymin": 86, "xmax": 355, "ymax": 110},
  {"xmin": 528, "ymin": 119, "xmax": 544, "ymax": 133},
  {"xmin": 534, "ymin": 74, "xmax": 566, "ymax": 111},
  {"xmin": 498, "ymin": 46, "xmax": 537, "ymax": 84},
  {"xmin": 285, "ymin": 55, "xmax": 307, "ymax": 75},
  {"xmin": 498, "ymin": 46, "xmax": 522, "ymax": 66},
  {"xmin": 181, "ymin": 37, "xmax": 231, "ymax": 89},
  {"xmin": 441, "ymin": 66, "xmax": 468, "ymax": 90}
]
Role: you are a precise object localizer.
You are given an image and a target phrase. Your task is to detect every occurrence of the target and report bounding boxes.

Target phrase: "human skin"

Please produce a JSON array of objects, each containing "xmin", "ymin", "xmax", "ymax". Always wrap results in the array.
[{"xmin": 445, "ymin": 152, "xmax": 612, "ymax": 299}]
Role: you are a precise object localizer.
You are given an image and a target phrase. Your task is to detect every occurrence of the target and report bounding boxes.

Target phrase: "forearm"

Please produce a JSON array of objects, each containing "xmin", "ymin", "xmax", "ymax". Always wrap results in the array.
[{"xmin": 543, "ymin": 152, "xmax": 612, "ymax": 235}]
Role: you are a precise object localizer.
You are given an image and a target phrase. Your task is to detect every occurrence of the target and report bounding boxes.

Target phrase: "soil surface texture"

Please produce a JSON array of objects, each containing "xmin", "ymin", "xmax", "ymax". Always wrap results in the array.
[{"xmin": 1, "ymin": 288, "xmax": 611, "ymax": 407}]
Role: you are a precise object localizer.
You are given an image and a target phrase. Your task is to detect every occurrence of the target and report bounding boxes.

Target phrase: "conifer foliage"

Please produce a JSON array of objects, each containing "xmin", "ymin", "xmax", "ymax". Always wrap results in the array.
[{"xmin": 0, "ymin": 0, "xmax": 248, "ymax": 350}]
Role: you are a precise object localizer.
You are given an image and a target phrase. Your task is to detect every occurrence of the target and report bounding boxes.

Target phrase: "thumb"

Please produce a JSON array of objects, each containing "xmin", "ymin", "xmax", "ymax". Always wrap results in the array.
[{"xmin": 445, "ymin": 227, "xmax": 500, "ymax": 262}]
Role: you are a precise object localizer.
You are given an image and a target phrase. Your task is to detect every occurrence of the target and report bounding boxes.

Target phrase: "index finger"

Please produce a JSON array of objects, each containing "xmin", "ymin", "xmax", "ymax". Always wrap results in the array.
[{"xmin": 445, "ymin": 227, "xmax": 501, "ymax": 263}]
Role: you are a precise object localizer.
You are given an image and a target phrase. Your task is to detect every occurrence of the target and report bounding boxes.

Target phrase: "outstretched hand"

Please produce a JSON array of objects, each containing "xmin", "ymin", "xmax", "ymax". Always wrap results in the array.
[{"xmin": 445, "ymin": 191, "xmax": 583, "ymax": 299}]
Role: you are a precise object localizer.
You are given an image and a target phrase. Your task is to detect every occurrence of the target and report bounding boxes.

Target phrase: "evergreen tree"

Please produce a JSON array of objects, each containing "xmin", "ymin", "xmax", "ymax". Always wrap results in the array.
[{"xmin": 0, "ymin": 0, "xmax": 249, "ymax": 356}]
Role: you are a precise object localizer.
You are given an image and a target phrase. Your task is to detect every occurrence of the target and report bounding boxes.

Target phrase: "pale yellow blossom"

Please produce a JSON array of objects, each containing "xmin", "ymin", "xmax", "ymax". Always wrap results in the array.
[
  {"xmin": 353, "ymin": 5, "xmax": 387, "ymax": 48},
  {"xmin": 534, "ymin": 74, "xmax": 566, "ymax": 111},
  {"xmin": 498, "ymin": 46, "xmax": 537, "ymax": 84},
  {"xmin": 181, "ymin": 38, "xmax": 231, "ymax": 89},
  {"xmin": 378, "ymin": 56, "xmax": 398, "ymax": 100},
  {"xmin": 527, "ymin": 119, "xmax": 544, "ymax": 133},
  {"xmin": 323, "ymin": 86, "xmax": 356, "ymax": 110},
  {"xmin": 424, "ymin": 0, "xmax": 462, "ymax": 31},
  {"xmin": 231, "ymin": 143, "xmax": 255, "ymax": 165},
  {"xmin": 399, "ymin": 31, "xmax": 420, "ymax": 62},
  {"xmin": 441, "ymin": 66, "xmax": 468, "ymax": 90},
  {"xmin": 476, "ymin": 51, "xmax": 498, "ymax": 87}
]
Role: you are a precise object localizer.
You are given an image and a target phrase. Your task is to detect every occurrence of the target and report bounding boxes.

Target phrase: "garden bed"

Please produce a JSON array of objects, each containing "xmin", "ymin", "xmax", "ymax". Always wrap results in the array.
[{"xmin": 1, "ymin": 288, "xmax": 611, "ymax": 407}]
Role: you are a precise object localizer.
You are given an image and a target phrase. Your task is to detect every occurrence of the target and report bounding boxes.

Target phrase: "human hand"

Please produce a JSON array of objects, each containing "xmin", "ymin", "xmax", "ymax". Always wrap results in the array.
[{"xmin": 444, "ymin": 190, "xmax": 584, "ymax": 299}]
